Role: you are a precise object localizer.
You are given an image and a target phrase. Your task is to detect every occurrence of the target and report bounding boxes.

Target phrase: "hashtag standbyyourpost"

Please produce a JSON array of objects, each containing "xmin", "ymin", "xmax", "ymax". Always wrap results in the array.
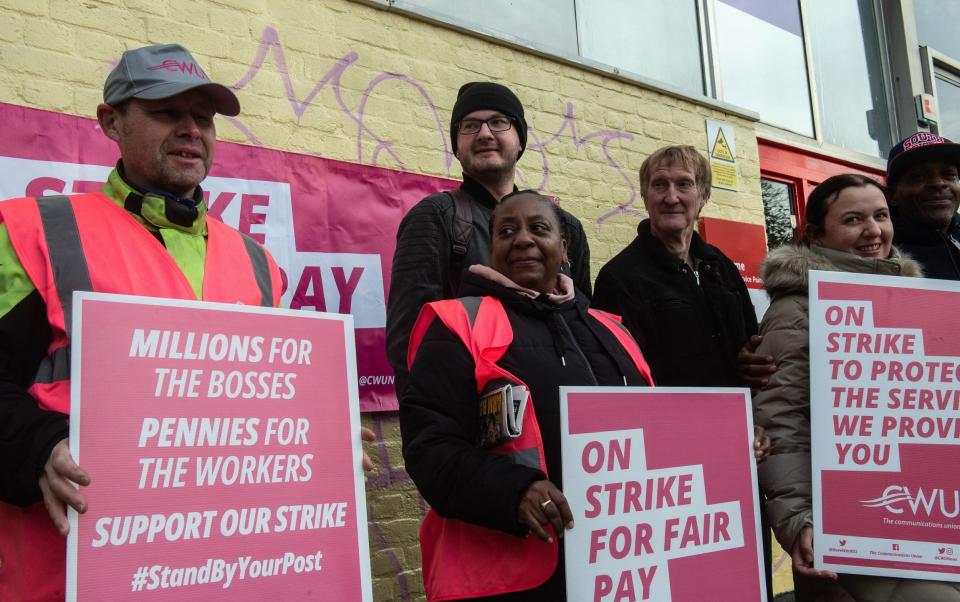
[
  {"xmin": 124, "ymin": 551, "xmax": 323, "ymax": 592},
  {"xmin": 131, "ymin": 566, "xmax": 149, "ymax": 592}
]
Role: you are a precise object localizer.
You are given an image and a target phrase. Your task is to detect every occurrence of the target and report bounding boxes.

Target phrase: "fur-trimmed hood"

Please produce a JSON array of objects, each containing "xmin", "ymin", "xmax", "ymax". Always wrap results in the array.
[{"xmin": 761, "ymin": 244, "xmax": 923, "ymax": 300}]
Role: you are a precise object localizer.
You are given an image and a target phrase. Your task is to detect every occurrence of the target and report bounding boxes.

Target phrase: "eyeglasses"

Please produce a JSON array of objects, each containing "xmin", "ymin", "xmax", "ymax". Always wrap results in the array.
[{"xmin": 458, "ymin": 116, "xmax": 514, "ymax": 135}]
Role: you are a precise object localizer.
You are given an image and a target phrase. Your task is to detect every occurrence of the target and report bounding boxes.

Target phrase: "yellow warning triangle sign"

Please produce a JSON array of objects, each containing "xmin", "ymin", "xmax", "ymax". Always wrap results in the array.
[{"xmin": 711, "ymin": 128, "xmax": 735, "ymax": 162}]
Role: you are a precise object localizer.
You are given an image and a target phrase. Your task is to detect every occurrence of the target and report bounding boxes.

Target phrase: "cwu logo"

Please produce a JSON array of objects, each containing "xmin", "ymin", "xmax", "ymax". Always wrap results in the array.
[
  {"xmin": 147, "ymin": 59, "xmax": 208, "ymax": 80},
  {"xmin": 861, "ymin": 485, "xmax": 960, "ymax": 518}
]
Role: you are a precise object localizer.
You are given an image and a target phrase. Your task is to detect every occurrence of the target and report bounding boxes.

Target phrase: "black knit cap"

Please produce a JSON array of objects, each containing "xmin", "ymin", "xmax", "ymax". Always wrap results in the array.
[{"xmin": 450, "ymin": 82, "xmax": 527, "ymax": 157}]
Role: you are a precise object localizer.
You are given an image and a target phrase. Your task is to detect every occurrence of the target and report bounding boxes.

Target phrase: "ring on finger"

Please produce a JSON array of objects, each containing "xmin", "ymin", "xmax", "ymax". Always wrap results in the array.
[{"xmin": 540, "ymin": 499, "xmax": 553, "ymax": 509}]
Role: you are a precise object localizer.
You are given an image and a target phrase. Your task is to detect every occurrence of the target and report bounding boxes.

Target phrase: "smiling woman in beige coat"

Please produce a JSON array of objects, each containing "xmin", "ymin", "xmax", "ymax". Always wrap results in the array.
[{"xmin": 754, "ymin": 174, "xmax": 960, "ymax": 601}]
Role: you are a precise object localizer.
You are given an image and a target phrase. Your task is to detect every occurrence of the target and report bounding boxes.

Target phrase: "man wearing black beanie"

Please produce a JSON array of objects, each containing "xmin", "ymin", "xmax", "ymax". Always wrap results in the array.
[
  {"xmin": 386, "ymin": 81, "xmax": 591, "ymax": 391},
  {"xmin": 448, "ymin": 82, "xmax": 528, "ymax": 158}
]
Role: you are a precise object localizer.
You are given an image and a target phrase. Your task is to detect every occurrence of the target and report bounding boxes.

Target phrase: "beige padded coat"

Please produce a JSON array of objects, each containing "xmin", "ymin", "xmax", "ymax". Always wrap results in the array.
[{"xmin": 755, "ymin": 244, "xmax": 960, "ymax": 601}]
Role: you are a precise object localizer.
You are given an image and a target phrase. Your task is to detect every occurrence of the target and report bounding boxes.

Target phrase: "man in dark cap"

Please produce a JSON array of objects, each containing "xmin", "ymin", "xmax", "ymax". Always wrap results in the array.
[
  {"xmin": 386, "ymin": 82, "xmax": 591, "ymax": 390},
  {"xmin": 886, "ymin": 132, "xmax": 960, "ymax": 280},
  {"xmin": 0, "ymin": 44, "xmax": 282, "ymax": 601}
]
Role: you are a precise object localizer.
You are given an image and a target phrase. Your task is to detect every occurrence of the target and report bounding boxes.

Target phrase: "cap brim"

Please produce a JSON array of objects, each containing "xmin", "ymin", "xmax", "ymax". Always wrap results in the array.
[
  {"xmin": 889, "ymin": 143, "xmax": 960, "ymax": 183},
  {"xmin": 133, "ymin": 81, "xmax": 241, "ymax": 116}
]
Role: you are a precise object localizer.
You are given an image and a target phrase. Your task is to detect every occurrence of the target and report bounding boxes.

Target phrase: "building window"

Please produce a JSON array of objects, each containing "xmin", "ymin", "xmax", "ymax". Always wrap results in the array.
[
  {"xmin": 758, "ymin": 139, "xmax": 884, "ymax": 254},
  {"xmin": 919, "ymin": 47, "xmax": 960, "ymax": 141},
  {"xmin": 914, "ymin": 0, "xmax": 960, "ymax": 59},
  {"xmin": 391, "ymin": 0, "xmax": 899, "ymax": 158},
  {"xmin": 917, "ymin": 0, "xmax": 960, "ymax": 143},
  {"xmin": 933, "ymin": 67, "xmax": 960, "ymax": 139},
  {"xmin": 578, "ymin": 0, "xmax": 704, "ymax": 96},
  {"xmin": 761, "ymin": 178, "xmax": 796, "ymax": 249},
  {"xmin": 400, "ymin": 0, "xmax": 579, "ymax": 56},
  {"xmin": 714, "ymin": 0, "xmax": 813, "ymax": 136},
  {"xmin": 806, "ymin": 0, "xmax": 892, "ymax": 156}
]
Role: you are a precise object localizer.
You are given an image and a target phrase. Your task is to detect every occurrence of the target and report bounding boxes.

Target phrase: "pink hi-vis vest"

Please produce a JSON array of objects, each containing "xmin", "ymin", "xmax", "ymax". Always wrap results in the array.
[
  {"xmin": 0, "ymin": 192, "xmax": 282, "ymax": 602},
  {"xmin": 407, "ymin": 296, "xmax": 652, "ymax": 601}
]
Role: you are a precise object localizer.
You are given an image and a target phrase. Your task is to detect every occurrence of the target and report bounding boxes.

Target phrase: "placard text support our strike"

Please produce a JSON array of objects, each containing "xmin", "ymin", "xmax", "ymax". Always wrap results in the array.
[{"xmin": 90, "ymin": 328, "xmax": 348, "ymax": 550}]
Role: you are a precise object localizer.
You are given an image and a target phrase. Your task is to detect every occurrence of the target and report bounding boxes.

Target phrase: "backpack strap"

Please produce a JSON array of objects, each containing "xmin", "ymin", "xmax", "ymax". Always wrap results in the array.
[
  {"xmin": 447, "ymin": 188, "xmax": 474, "ymax": 257},
  {"xmin": 443, "ymin": 188, "xmax": 475, "ymax": 297}
]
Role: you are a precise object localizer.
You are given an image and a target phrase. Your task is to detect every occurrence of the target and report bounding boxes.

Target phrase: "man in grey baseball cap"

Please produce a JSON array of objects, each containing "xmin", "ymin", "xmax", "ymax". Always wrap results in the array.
[
  {"xmin": 92, "ymin": 43, "xmax": 240, "ymax": 205},
  {"xmin": 0, "ymin": 44, "xmax": 278, "ymax": 601},
  {"xmin": 104, "ymin": 43, "xmax": 240, "ymax": 116}
]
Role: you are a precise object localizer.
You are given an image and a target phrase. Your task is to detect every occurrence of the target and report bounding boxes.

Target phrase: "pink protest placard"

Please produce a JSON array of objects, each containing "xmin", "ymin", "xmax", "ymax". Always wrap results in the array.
[
  {"xmin": 65, "ymin": 292, "xmax": 371, "ymax": 601},
  {"xmin": 810, "ymin": 270, "xmax": 960, "ymax": 581},
  {"xmin": 560, "ymin": 387, "xmax": 765, "ymax": 602}
]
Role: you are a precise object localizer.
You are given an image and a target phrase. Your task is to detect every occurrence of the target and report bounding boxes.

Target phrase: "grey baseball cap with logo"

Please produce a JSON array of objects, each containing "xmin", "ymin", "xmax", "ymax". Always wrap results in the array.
[{"xmin": 103, "ymin": 44, "xmax": 240, "ymax": 116}]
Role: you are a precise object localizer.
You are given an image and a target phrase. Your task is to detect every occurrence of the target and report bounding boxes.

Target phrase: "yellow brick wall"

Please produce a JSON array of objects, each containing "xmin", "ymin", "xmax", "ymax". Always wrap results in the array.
[{"xmin": 0, "ymin": 1, "xmax": 768, "ymax": 600}]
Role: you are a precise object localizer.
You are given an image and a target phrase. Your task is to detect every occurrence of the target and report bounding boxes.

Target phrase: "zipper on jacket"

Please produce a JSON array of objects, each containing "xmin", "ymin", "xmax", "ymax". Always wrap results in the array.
[
  {"xmin": 680, "ymin": 264, "xmax": 701, "ymax": 286},
  {"xmin": 551, "ymin": 312, "xmax": 598, "ymax": 385}
]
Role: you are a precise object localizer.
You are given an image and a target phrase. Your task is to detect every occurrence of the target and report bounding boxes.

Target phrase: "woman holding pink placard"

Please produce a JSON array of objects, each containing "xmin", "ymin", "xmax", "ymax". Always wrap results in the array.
[
  {"xmin": 753, "ymin": 174, "xmax": 960, "ymax": 600},
  {"xmin": 399, "ymin": 191, "xmax": 653, "ymax": 601}
]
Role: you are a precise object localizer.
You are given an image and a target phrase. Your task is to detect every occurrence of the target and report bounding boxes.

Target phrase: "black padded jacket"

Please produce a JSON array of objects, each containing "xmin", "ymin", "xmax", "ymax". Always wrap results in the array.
[
  {"xmin": 892, "ymin": 209, "xmax": 960, "ymax": 281},
  {"xmin": 399, "ymin": 271, "xmax": 647, "ymax": 601},
  {"xmin": 592, "ymin": 219, "xmax": 757, "ymax": 387}
]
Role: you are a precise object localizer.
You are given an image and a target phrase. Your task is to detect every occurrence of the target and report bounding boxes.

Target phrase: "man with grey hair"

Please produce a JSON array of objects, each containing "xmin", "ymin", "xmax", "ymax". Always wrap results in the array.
[{"xmin": 0, "ymin": 44, "xmax": 281, "ymax": 601}]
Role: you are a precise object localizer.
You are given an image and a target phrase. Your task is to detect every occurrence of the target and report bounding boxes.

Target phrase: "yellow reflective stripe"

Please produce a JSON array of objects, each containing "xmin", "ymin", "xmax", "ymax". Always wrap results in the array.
[
  {"xmin": 0, "ymin": 222, "xmax": 35, "ymax": 317},
  {"xmin": 159, "ymin": 229, "xmax": 205, "ymax": 300}
]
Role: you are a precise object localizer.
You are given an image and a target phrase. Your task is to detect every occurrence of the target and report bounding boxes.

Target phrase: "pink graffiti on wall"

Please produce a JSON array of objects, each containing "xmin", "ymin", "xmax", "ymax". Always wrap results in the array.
[{"xmin": 222, "ymin": 26, "xmax": 643, "ymax": 225}]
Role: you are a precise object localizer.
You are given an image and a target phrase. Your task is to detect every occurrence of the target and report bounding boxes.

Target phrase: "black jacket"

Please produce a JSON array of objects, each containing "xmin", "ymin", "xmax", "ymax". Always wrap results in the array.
[
  {"xmin": 399, "ymin": 272, "xmax": 647, "ymax": 600},
  {"xmin": 0, "ymin": 289, "xmax": 64, "ymax": 506},
  {"xmin": 386, "ymin": 176, "xmax": 591, "ymax": 392},
  {"xmin": 400, "ymin": 273, "xmax": 646, "ymax": 602},
  {"xmin": 892, "ymin": 209, "xmax": 960, "ymax": 280},
  {"xmin": 400, "ymin": 271, "xmax": 646, "ymax": 530},
  {"xmin": 592, "ymin": 219, "xmax": 757, "ymax": 387}
]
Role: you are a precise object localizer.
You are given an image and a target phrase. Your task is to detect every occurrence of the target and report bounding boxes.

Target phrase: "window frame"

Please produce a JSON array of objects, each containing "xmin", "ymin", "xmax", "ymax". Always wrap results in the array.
[
  {"xmin": 758, "ymin": 137, "xmax": 885, "ymax": 235},
  {"xmin": 919, "ymin": 45, "xmax": 960, "ymax": 138},
  {"xmin": 760, "ymin": 174, "xmax": 800, "ymax": 248},
  {"xmin": 573, "ymin": 0, "xmax": 710, "ymax": 97},
  {"xmin": 365, "ymin": 0, "xmax": 759, "ymax": 120},
  {"xmin": 361, "ymin": 0, "xmax": 898, "ymax": 165}
]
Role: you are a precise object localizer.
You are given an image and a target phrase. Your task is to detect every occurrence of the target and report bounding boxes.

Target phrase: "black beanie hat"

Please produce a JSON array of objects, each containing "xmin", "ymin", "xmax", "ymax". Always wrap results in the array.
[{"xmin": 450, "ymin": 82, "xmax": 527, "ymax": 157}]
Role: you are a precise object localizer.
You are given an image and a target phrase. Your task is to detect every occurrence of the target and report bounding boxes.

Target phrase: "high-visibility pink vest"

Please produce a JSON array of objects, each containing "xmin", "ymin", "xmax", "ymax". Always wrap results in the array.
[
  {"xmin": 407, "ymin": 295, "xmax": 652, "ymax": 601},
  {"xmin": 0, "ymin": 192, "xmax": 281, "ymax": 602}
]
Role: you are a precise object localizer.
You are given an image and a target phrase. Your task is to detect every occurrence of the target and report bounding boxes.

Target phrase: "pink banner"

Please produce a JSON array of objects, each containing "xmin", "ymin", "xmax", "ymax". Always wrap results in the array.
[
  {"xmin": 0, "ymin": 101, "xmax": 458, "ymax": 411},
  {"xmin": 66, "ymin": 293, "xmax": 371, "ymax": 600},
  {"xmin": 560, "ymin": 388, "xmax": 765, "ymax": 601},
  {"xmin": 810, "ymin": 271, "xmax": 960, "ymax": 580}
]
